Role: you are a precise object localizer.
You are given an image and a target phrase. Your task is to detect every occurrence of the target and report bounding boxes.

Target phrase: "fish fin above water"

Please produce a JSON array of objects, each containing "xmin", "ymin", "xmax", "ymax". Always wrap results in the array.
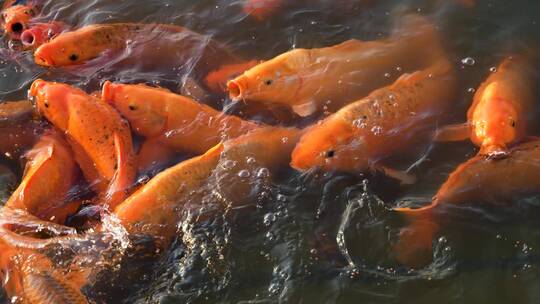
[
  {"xmin": 377, "ymin": 165, "xmax": 417, "ymax": 185},
  {"xmin": 434, "ymin": 123, "xmax": 470, "ymax": 142},
  {"xmin": 292, "ymin": 101, "xmax": 317, "ymax": 117}
]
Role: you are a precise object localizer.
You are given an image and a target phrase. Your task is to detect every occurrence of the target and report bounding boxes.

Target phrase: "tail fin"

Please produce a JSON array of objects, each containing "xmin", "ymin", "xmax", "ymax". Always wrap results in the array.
[
  {"xmin": 393, "ymin": 204, "xmax": 439, "ymax": 267},
  {"xmin": 104, "ymin": 133, "xmax": 136, "ymax": 209}
]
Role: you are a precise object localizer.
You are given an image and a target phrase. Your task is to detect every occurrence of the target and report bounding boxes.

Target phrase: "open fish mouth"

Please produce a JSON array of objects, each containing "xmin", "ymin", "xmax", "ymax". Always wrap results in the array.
[{"xmin": 227, "ymin": 76, "xmax": 248, "ymax": 101}]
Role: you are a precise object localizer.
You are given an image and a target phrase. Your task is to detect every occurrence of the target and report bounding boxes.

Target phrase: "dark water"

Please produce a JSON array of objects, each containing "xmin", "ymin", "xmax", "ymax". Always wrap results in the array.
[{"xmin": 1, "ymin": 0, "xmax": 540, "ymax": 303}]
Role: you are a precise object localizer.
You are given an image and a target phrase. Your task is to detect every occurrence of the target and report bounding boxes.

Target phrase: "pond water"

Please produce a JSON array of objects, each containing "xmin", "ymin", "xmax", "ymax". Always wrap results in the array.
[{"xmin": 1, "ymin": 0, "xmax": 540, "ymax": 303}]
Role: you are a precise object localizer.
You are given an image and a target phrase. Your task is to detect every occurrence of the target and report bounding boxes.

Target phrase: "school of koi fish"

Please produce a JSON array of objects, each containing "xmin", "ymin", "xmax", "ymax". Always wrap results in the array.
[{"xmin": 0, "ymin": 0, "xmax": 538, "ymax": 303}]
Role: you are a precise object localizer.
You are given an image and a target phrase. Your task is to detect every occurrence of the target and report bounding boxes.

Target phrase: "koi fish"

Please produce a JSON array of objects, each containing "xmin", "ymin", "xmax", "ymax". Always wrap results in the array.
[
  {"xmin": 435, "ymin": 56, "xmax": 533, "ymax": 156},
  {"xmin": 227, "ymin": 15, "xmax": 444, "ymax": 117},
  {"xmin": 0, "ymin": 244, "xmax": 89, "ymax": 304},
  {"xmin": 290, "ymin": 58, "xmax": 456, "ymax": 183},
  {"xmin": 30, "ymin": 79, "xmax": 136, "ymax": 209},
  {"xmin": 114, "ymin": 127, "xmax": 301, "ymax": 245},
  {"xmin": 205, "ymin": 60, "xmax": 260, "ymax": 93},
  {"xmin": 5, "ymin": 130, "xmax": 81, "ymax": 224},
  {"xmin": 102, "ymin": 81, "xmax": 259, "ymax": 154},
  {"xmin": 394, "ymin": 139, "xmax": 540, "ymax": 267},
  {"xmin": 33, "ymin": 23, "xmax": 242, "ymax": 82},
  {"xmin": 1, "ymin": 4, "xmax": 36, "ymax": 39},
  {"xmin": 242, "ymin": 0, "xmax": 283, "ymax": 21},
  {"xmin": 21, "ymin": 21, "xmax": 67, "ymax": 49},
  {"xmin": 136, "ymin": 138, "xmax": 178, "ymax": 176}
]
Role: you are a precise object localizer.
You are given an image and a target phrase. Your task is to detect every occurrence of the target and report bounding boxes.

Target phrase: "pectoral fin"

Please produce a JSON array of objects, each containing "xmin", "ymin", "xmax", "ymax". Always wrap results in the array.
[
  {"xmin": 377, "ymin": 165, "xmax": 417, "ymax": 185},
  {"xmin": 434, "ymin": 123, "xmax": 470, "ymax": 142},
  {"xmin": 292, "ymin": 101, "xmax": 317, "ymax": 117}
]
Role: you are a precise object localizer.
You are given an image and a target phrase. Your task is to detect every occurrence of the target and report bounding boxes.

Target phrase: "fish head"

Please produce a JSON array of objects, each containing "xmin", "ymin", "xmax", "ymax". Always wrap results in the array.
[
  {"xmin": 21, "ymin": 22, "xmax": 65, "ymax": 49},
  {"xmin": 291, "ymin": 118, "xmax": 365, "ymax": 172},
  {"xmin": 29, "ymin": 79, "xmax": 70, "ymax": 130},
  {"xmin": 473, "ymin": 82, "xmax": 523, "ymax": 152},
  {"xmin": 227, "ymin": 49, "xmax": 309, "ymax": 106},
  {"xmin": 34, "ymin": 29, "xmax": 98, "ymax": 66},
  {"xmin": 2, "ymin": 5, "xmax": 35, "ymax": 38},
  {"xmin": 102, "ymin": 81, "xmax": 166, "ymax": 137}
]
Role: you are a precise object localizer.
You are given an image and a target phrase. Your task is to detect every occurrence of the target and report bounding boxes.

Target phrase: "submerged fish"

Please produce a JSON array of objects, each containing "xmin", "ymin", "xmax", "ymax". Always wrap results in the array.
[
  {"xmin": 0, "ymin": 100, "xmax": 42, "ymax": 158},
  {"xmin": 33, "ymin": 23, "xmax": 242, "ymax": 82},
  {"xmin": 5, "ymin": 130, "xmax": 80, "ymax": 224},
  {"xmin": 242, "ymin": 0, "xmax": 283, "ymax": 21},
  {"xmin": 435, "ymin": 55, "xmax": 534, "ymax": 156},
  {"xmin": 290, "ymin": 58, "xmax": 456, "ymax": 183},
  {"xmin": 21, "ymin": 21, "xmax": 67, "ymax": 49},
  {"xmin": 30, "ymin": 80, "xmax": 136, "ymax": 209},
  {"xmin": 227, "ymin": 15, "xmax": 444, "ymax": 116},
  {"xmin": 114, "ymin": 127, "xmax": 301, "ymax": 245},
  {"xmin": 103, "ymin": 82, "xmax": 260, "ymax": 154},
  {"xmin": 394, "ymin": 139, "xmax": 540, "ymax": 267}
]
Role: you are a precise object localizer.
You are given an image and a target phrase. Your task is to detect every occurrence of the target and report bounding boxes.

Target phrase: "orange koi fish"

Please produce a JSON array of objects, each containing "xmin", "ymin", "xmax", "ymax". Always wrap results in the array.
[
  {"xmin": 1, "ymin": 4, "xmax": 36, "ymax": 39},
  {"xmin": 227, "ymin": 15, "xmax": 444, "ymax": 116},
  {"xmin": 205, "ymin": 60, "xmax": 260, "ymax": 93},
  {"xmin": 0, "ymin": 243, "xmax": 88, "ymax": 303},
  {"xmin": 114, "ymin": 127, "xmax": 301, "ymax": 245},
  {"xmin": 5, "ymin": 130, "xmax": 80, "ymax": 224},
  {"xmin": 30, "ymin": 80, "xmax": 136, "ymax": 209},
  {"xmin": 435, "ymin": 56, "xmax": 533, "ymax": 156},
  {"xmin": 290, "ymin": 58, "xmax": 456, "ymax": 182},
  {"xmin": 242, "ymin": 0, "xmax": 283, "ymax": 21},
  {"xmin": 394, "ymin": 139, "xmax": 540, "ymax": 267},
  {"xmin": 102, "ymin": 82, "xmax": 260, "ymax": 154},
  {"xmin": 33, "ymin": 23, "xmax": 242, "ymax": 81},
  {"xmin": 21, "ymin": 21, "xmax": 67, "ymax": 49}
]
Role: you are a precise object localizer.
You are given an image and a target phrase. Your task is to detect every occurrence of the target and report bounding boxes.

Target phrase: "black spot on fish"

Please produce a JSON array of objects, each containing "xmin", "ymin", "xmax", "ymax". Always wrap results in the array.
[{"xmin": 69, "ymin": 54, "xmax": 79, "ymax": 61}]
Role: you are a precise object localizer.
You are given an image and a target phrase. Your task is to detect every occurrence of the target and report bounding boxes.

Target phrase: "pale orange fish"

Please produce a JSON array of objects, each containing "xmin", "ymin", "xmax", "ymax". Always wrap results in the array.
[
  {"xmin": 394, "ymin": 139, "xmax": 540, "ymax": 267},
  {"xmin": 291, "ymin": 58, "xmax": 456, "ymax": 183},
  {"xmin": 30, "ymin": 79, "xmax": 136, "ymax": 209},
  {"xmin": 227, "ymin": 15, "xmax": 444, "ymax": 117},
  {"xmin": 103, "ymin": 81, "xmax": 260, "ymax": 154},
  {"xmin": 114, "ymin": 127, "xmax": 301, "ymax": 245},
  {"xmin": 435, "ymin": 56, "xmax": 534, "ymax": 156},
  {"xmin": 5, "ymin": 130, "xmax": 81, "ymax": 224}
]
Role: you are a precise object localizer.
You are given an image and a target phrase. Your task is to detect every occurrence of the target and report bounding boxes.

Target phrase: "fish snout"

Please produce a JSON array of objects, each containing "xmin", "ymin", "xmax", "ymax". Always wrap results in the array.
[
  {"xmin": 29, "ymin": 79, "xmax": 47, "ymax": 98},
  {"xmin": 21, "ymin": 22, "xmax": 64, "ymax": 49},
  {"xmin": 101, "ymin": 81, "xmax": 117, "ymax": 104},
  {"xmin": 290, "ymin": 145, "xmax": 315, "ymax": 171},
  {"xmin": 33, "ymin": 45, "xmax": 54, "ymax": 66},
  {"xmin": 227, "ymin": 75, "xmax": 249, "ymax": 101}
]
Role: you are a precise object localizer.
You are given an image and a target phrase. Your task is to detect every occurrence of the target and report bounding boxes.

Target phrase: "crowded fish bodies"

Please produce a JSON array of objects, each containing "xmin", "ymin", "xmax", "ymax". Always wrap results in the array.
[{"xmin": 0, "ymin": 0, "xmax": 538, "ymax": 302}]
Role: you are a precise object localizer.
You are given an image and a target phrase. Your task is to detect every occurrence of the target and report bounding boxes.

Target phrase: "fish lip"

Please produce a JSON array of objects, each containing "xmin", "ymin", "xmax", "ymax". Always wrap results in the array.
[
  {"xmin": 20, "ymin": 28, "xmax": 36, "ymax": 47},
  {"xmin": 227, "ymin": 76, "xmax": 247, "ymax": 101},
  {"xmin": 33, "ymin": 45, "xmax": 54, "ymax": 66},
  {"xmin": 101, "ymin": 81, "xmax": 116, "ymax": 104},
  {"xmin": 29, "ymin": 79, "xmax": 46, "ymax": 98}
]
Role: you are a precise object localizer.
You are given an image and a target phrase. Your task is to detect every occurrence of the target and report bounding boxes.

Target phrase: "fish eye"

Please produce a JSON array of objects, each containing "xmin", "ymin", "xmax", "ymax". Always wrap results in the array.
[
  {"xmin": 325, "ymin": 150, "xmax": 335, "ymax": 158},
  {"xmin": 264, "ymin": 79, "xmax": 273, "ymax": 86},
  {"xmin": 69, "ymin": 54, "xmax": 79, "ymax": 61},
  {"xmin": 509, "ymin": 119, "xmax": 516, "ymax": 127},
  {"xmin": 128, "ymin": 104, "xmax": 138, "ymax": 111},
  {"xmin": 44, "ymin": 101, "xmax": 49, "ymax": 108}
]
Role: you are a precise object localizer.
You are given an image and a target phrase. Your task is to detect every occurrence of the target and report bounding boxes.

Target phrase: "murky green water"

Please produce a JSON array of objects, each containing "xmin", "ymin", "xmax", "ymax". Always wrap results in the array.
[{"xmin": 1, "ymin": 0, "xmax": 540, "ymax": 303}]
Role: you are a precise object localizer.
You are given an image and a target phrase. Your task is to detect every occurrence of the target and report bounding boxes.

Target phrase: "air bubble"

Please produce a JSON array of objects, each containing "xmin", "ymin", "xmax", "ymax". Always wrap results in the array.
[{"xmin": 461, "ymin": 57, "xmax": 476, "ymax": 66}]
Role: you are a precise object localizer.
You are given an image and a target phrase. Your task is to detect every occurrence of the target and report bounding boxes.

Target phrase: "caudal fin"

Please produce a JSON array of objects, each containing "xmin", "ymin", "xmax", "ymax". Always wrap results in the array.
[
  {"xmin": 104, "ymin": 133, "xmax": 136, "ymax": 209},
  {"xmin": 393, "ymin": 204, "xmax": 439, "ymax": 267}
]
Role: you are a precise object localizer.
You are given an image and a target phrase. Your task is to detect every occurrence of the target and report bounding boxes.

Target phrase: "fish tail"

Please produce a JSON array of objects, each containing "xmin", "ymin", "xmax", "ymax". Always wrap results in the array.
[
  {"xmin": 104, "ymin": 133, "xmax": 136, "ymax": 209},
  {"xmin": 393, "ymin": 204, "xmax": 439, "ymax": 267}
]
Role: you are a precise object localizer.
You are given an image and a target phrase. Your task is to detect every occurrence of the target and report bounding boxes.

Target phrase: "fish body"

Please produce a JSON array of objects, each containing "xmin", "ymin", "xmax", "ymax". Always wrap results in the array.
[
  {"xmin": 114, "ymin": 127, "xmax": 301, "ymax": 244},
  {"xmin": 243, "ymin": 0, "xmax": 283, "ymax": 21},
  {"xmin": 6, "ymin": 131, "xmax": 80, "ymax": 224},
  {"xmin": 291, "ymin": 58, "xmax": 456, "ymax": 176},
  {"xmin": 436, "ymin": 56, "xmax": 533, "ymax": 155},
  {"xmin": 34, "ymin": 23, "xmax": 241, "ymax": 81},
  {"xmin": 103, "ymin": 82, "xmax": 259, "ymax": 154},
  {"xmin": 395, "ymin": 139, "xmax": 540, "ymax": 266},
  {"xmin": 227, "ymin": 15, "xmax": 444, "ymax": 116},
  {"xmin": 30, "ymin": 80, "xmax": 136, "ymax": 209}
]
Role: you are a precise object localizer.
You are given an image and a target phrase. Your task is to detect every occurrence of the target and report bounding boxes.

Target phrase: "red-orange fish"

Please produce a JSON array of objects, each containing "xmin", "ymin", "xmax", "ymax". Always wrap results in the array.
[
  {"xmin": 242, "ymin": 0, "xmax": 283, "ymax": 21},
  {"xmin": 5, "ymin": 130, "xmax": 80, "ymax": 224},
  {"xmin": 291, "ymin": 58, "xmax": 456, "ymax": 183},
  {"xmin": 435, "ymin": 56, "xmax": 533, "ymax": 156},
  {"xmin": 394, "ymin": 139, "xmax": 540, "ymax": 267},
  {"xmin": 103, "ymin": 82, "xmax": 260, "ymax": 155},
  {"xmin": 30, "ymin": 80, "xmax": 136, "ymax": 209},
  {"xmin": 1, "ymin": 4, "xmax": 35, "ymax": 39},
  {"xmin": 21, "ymin": 21, "xmax": 67, "ymax": 49}
]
